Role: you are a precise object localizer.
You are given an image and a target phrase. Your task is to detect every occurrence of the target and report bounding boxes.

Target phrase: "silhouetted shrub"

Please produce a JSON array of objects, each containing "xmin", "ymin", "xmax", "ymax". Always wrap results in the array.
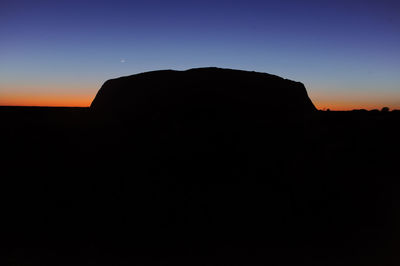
[
  {"xmin": 352, "ymin": 109, "xmax": 367, "ymax": 112},
  {"xmin": 370, "ymin": 109, "xmax": 380, "ymax": 113},
  {"xmin": 381, "ymin": 107, "xmax": 389, "ymax": 112}
]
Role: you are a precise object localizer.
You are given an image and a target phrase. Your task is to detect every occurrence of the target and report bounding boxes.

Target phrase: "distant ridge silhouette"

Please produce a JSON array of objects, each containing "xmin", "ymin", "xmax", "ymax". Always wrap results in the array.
[{"xmin": 90, "ymin": 67, "xmax": 316, "ymax": 116}]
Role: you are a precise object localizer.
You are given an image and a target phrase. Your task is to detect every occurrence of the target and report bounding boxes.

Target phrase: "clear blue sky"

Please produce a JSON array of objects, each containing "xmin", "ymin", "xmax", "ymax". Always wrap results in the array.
[{"xmin": 1, "ymin": 0, "xmax": 399, "ymax": 109}]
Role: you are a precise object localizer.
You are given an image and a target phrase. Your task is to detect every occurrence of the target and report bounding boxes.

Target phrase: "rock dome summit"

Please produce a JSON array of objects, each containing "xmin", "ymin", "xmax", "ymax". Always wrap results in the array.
[{"xmin": 90, "ymin": 67, "xmax": 316, "ymax": 117}]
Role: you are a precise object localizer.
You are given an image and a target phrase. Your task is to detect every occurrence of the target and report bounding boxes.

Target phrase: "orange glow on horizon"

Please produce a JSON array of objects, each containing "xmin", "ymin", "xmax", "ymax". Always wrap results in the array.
[
  {"xmin": 0, "ymin": 94, "xmax": 399, "ymax": 110},
  {"xmin": 310, "ymin": 91, "xmax": 400, "ymax": 111},
  {"xmin": 313, "ymin": 100, "xmax": 400, "ymax": 111},
  {"xmin": 0, "ymin": 94, "xmax": 93, "ymax": 107}
]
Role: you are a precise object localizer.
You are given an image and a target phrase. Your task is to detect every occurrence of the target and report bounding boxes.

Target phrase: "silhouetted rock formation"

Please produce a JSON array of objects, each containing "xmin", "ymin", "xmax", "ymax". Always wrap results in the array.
[
  {"xmin": 90, "ymin": 67, "xmax": 316, "ymax": 118},
  {"xmin": 89, "ymin": 67, "xmax": 317, "ymax": 182}
]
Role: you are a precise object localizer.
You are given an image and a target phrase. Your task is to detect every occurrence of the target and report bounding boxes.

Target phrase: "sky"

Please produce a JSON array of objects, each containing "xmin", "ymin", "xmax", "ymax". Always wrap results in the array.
[{"xmin": 1, "ymin": 0, "xmax": 399, "ymax": 110}]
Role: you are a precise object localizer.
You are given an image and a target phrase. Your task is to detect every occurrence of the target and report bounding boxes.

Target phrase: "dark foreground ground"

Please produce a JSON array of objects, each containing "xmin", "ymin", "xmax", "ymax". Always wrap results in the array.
[{"xmin": 1, "ymin": 106, "xmax": 400, "ymax": 265}]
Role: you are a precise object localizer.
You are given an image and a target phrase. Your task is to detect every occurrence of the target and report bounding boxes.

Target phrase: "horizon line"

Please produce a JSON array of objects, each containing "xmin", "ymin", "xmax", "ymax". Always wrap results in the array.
[{"xmin": 1, "ymin": 104, "xmax": 398, "ymax": 112}]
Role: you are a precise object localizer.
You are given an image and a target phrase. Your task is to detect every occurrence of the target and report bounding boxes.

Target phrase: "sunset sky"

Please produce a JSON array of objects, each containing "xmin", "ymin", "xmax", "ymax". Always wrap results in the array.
[{"xmin": 1, "ymin": 0, "xmax": 399, "ymax": 110}]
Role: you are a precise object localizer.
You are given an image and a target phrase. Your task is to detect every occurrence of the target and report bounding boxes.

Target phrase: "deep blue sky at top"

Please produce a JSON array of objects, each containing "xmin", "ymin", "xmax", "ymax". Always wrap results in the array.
[{"xmin": 1, "ymin": 0, "xmax": 399, "ymax": 108}]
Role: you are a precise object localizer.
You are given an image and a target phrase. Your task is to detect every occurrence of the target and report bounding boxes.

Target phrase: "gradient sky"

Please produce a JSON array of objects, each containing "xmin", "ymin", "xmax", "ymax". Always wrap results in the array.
[{"xmin": 1, "ymin": 0, "xmax": 399, "ymax": 109}]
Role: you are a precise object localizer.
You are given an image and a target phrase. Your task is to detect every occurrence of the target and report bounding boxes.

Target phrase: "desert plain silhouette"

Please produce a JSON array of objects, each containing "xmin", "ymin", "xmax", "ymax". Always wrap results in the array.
[{"xmin": 1, "ymin": 67, "xmax": 400, "ymax": 265}]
